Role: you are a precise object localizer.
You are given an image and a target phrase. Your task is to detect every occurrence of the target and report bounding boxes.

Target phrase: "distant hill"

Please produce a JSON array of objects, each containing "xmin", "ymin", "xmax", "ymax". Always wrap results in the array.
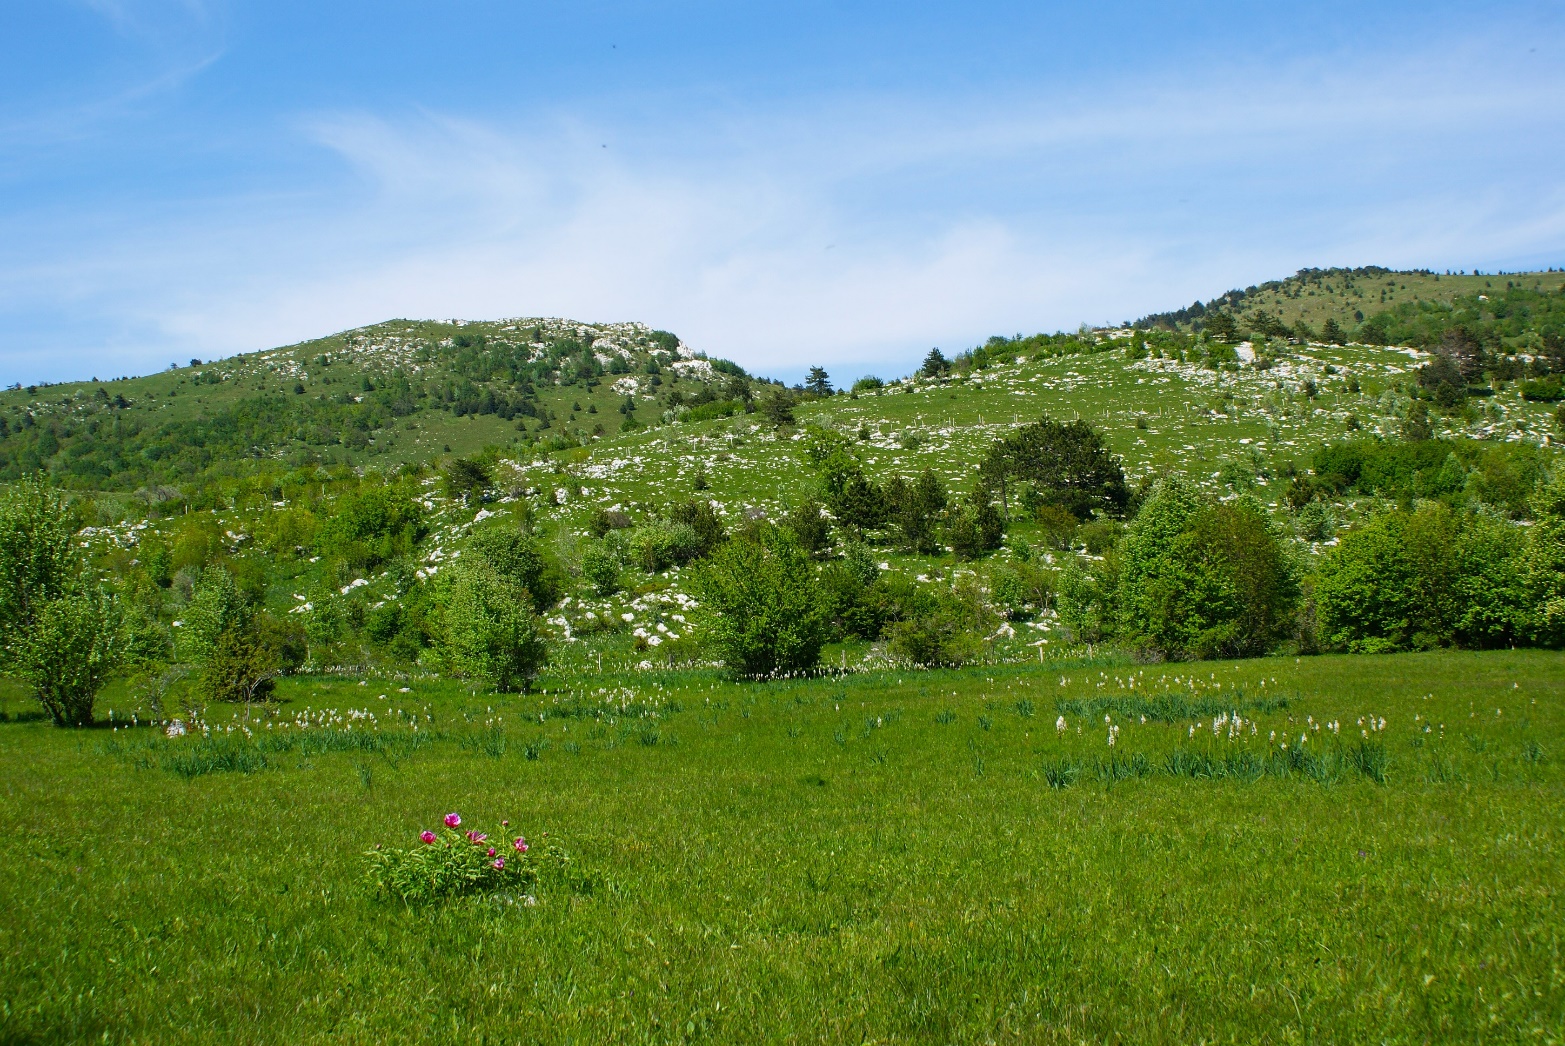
[
  {"xmin": 1138, "ymin": 267, "xmax": 1565, "ymax": 351},
  {"xmin": 2, "ymin": 267, "xmax": 1562, "ymax": 496},
  {"xmin": 0, "ymin": 317, "xmax": 764, "ymax": 491}
]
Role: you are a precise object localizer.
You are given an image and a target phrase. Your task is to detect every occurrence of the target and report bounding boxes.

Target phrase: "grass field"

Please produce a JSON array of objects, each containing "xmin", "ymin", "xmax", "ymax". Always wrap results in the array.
[{"xmin": 2, "ymin": 648, "xmax": 1561, "ymax": 1044}]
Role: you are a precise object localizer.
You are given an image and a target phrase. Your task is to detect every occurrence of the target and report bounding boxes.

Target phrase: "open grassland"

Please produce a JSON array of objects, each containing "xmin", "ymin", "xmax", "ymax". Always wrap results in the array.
[{"xmin": 2, "ymin": 649, "xmax": 1561, "ymax": 1044}]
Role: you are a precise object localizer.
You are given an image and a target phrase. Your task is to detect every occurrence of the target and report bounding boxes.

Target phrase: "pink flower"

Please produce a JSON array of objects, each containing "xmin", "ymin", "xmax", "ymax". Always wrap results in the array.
[
  {"xmin": 466, "ymin": 830, "xmax": 487, "ymax": 844},
  {"xmin": 501, "ymin": 820, "xmax": 509, "ymax": 827},
  {"xmin": 419, "ymin": 830, "xmax": 436, "ymax": 844},
  {"xmin": 492, "ymin": 858, "xmax": 505, "ymax": 870},
  {"xmin": 487, "ymin": 847, "xmax": 496, "ymax": 857},
  {"xmin": 514, "ymin": 837, "xmax": 528, "ymax": 853},
  {"xmin": 444, "ymin": 813, "xmax": 461, "ymax": 828}
]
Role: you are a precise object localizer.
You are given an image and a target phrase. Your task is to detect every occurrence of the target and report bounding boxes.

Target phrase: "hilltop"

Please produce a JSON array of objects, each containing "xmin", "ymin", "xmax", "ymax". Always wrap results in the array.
[
  {"xmin": 0, "ymin": 317, "xmax": 762, "ymax": 491},
  {"xmin": 3, "ymin": 267, "xmax": 1562, "ymax": 500},
  {"xmin": 1139, "ymin": 266, "xmax": 1565, "ymax": 350}
]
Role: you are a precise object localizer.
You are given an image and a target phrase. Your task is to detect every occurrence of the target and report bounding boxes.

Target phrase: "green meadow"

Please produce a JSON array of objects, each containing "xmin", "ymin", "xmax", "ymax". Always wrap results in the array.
[{"xmin": 3, "ymin": 648, "xmax": 1561, "ymax": 1044}]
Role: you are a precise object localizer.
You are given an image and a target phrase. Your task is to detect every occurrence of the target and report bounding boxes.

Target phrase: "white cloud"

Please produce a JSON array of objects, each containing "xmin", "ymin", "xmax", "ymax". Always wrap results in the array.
[{"xmin": 3, "ymin": 30, "xmax": 1563, "ymax": 383}]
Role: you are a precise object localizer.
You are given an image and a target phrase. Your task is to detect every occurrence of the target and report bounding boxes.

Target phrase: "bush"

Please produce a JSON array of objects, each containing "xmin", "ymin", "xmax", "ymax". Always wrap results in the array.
[
  {"xmin": 691, "ymin": 525, "xmax": 828, "ymax": 677},
  {"xmin": 444, "ymin": 564, "xmax": 548, "ymax": 691},
  {"xmin": 12, "ymin": 588, "xmax": 123, "ymax": 726},
  {"xmin": 1118, "ymin": 481, "xmax": 1299, "ymax": 659},
  {"xmin": 628, "ymin": 521, "xmax": 701, "ymax": 573},
  {"xmin": 1316, "ymin": 503, "xmax": 1534, "ymax": 652},
  {"xmin": 887, "ymin": 470, "xmax": 948, "ymax": 554},
  {"xmin": 364, "ymin": 813, "xmax": 568, "ymax": 905},
  {"xmin": 1055, "ymin": 553, "xmax": 1115, "ymax": 643},
  {"xmin": 683, "ymin": 399, "xmax": 742, "ymax": 423},
  {"xmin": 817, "ymin": 543, "xmax": 886, "ymax": 640},
  {"xmin": 586, "ymin": 507, "xmax": 633, "ymax": 538},
  {"xmin": 944, "ymin": 494, "xmax": 1005, "ymax": 560},
  {"xmin": 1525, "ymin": 465, "xmax": 1565, "ymax": 645},
  {"xmin": 580, "ymin": 541, "xmax": 623, "ymax": 596},
  {"xmin": 887, "ymin": 612, "xmax": 980, "ymax": 668},
  {"xmin": 176, "ymin": 567, "xmax": 250, "ymax": 665},
  {"xmin": 0, "ymin": 477, "xmax": 78, "ymax": 646},
  {"xmin": 468, "ymin": 527, "xmax": 562, "ymax": 610},
  {"xmin": 886, "ymin": 582, "xmax": 992, "ymax": 668},
  {"xmin": 443, "ymin": 457, "xmax": 493, "ymax": 504},
  {"xmin": 317, "ymin": 484, "xmax": 428, "ymax": 571},
  {"xmin": 667, "ymin": 499, "xmax": 727, "ymax": 558},
  {"xmin": 785, "ymin": 498, "xmax": 832, "ymax": 557},
  {"xmin": 1520, "ymin": 376, "xmax": 1563, "ymax": 402},
  {"xmin": 198, "ymin": 620, "xmax": 286, "ymax": 709},
  {"xmin": 988, "ymin": 561, "xmax": 1052, "ymax": 621}
]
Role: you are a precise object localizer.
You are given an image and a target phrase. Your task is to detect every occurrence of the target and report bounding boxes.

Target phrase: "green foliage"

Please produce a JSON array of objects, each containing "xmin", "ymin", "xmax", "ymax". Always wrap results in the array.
[
  {"xmin": 1055, "ymin": 552, "xmax": 1115, "ymax": 643},
  {"xmin": 666, "ymin": 499, "xmax": 727, "ymax": 559},
  {"xmin": 785, "ymin": 498, "xmax": 832, "ymax": 557},
  {"xmin": 982, "ymin": 415, "xmax": 1129, "ymax": 521},
  {"xmin": 691, "ymin": 525, "xmax": 828, "ymax": 677},
  {"xmin": 467, "ymin": 527, "xmax": 561, "ymax": 611},
  {"xmin": 0, "ymin": 477, "xmax": 79, "ymax": 647},
  {"xmin": 682, "ymin": 398, "xmax": 742, "ymax": 423},
  {"xmin": 1316, "ymin": 503, "xmax": 1536, "ymax": 652},
  {"xmin": 11, "ymin": 587, "xmax": 123, "ymax": 726},
  {"xmin": 886, "ymin": 470, "xmax": 948, "ymax": 555},
  {"xmin": 761, "ymin": 391, "xmax": 796, "ymax": 427},
  {"xmin": 176, "ymin": 567, "xmax": 250, "ymax": 666},
  {"xmin": 198, "ymin": 619, "xmax": 284, "ymax": 708},
  {"xmin": 1525, "ymin": 465, "xmax": 1565, "ymax": 645},
  {"xmin": 363, "ymin": 819, "xmax": 568, "ymax": 905},
  {"xmin": 919, "ymin": 348, "xmax": 950, "ymax": 378},
  {"xmin": 987, "ymin": 561, "xmax": 1053, "ymax": 621},
  {"xmin": 443, "ymin": 563, "xmax": 548, "ymax": 691},
  {"xmin": 628, "ymin": 521, "xmax": 701, "ymax": 573},
  {"xmin": 944, "ymin": 491, "xmax": 1005, "ymax": 560},
  {"xmin": 580, "ymin": 541, "xmax": 624, "ymax": 597},
  {"xmin": 317, "ymin": 484, "xmax": 428, "ymax": 571},
  {"xmin": 818, "ymin": 453, "xmax": 888, "ymax": 531},
  {"xmin": 1520, "ymin": 376, "xmax": 1563, "ymax": 402},
  {"xmin": 443, "ymin": 457, "xmax": 494, "ymax": 505},
  {"xmin": 888, "ymin": 601, "xmax": 982, "ymax": 667},
  {"xmin": 1301, "ymin": 439, "xmax": 1547, "ymax": 517},
  {"xmin": 1118, "ymin": 481, "xmax": 1299, "ymax": 659}
]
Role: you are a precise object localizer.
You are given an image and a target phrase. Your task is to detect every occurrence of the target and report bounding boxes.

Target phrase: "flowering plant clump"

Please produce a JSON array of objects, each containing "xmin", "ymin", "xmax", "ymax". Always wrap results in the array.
[{"xmin": 364, "ymin": 811, "xmax": 568, "ymax": 904}]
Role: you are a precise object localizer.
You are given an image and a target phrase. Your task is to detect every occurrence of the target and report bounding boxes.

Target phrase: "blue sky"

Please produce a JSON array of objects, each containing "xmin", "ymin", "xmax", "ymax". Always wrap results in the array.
[{"xmin": 3, "ymin": 1, "xmax": 1564, "ymax": 385}]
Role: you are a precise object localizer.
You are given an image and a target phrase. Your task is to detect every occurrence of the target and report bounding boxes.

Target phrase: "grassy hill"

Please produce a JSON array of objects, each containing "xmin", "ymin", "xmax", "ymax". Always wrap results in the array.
[
  {"xmin": 0, "ymin": 317, "xmax": 758, "ymax": 490},
  {"xmin": 6, "ymin": 266, "xmax": 1552, "ymax": 677},
  {"xmin": 1141, "ymin": 265, "xmax": 1565, "ymax": 346},
  {"xmin": 5, "ymin": 267, "xmax": 1560, "ymax": 495},
  {"xmin": 3, "ymin": 267, "xmax": 1565, "ymax": 1044}
]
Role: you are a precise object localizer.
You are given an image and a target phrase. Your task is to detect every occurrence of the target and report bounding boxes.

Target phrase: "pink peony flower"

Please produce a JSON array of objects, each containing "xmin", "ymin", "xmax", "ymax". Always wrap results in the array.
[
  {"xmin": 514, "ymin": 837, "xmax": 528, "ymax": 852},
  {"xmin": 444, "ymin": 813, "xmax": 461, "ymax": 828},
  {"xmin": 419, "ymin": 830, "xmax": 436, "ymax": 844},
  {"xmin": 487, "ymin": 847, "xmax": 496, "ymax": 857},
  {"xmin": 492, "ymin": 858, "xmax": 505, "ymax": 870},
  {"xmin": 502, "ymin": 820, "xmax": 509, "ymax": 827}
]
